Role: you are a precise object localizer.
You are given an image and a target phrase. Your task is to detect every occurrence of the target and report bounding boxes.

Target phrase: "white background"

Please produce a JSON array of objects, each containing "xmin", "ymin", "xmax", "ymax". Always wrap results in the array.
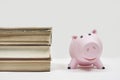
[
  {"xmin": 0, "ymin": 0, "xmax": 120, "ymax": 59},
  {"xmin": 0, "ymin": 0, "xmax": 120, "ymax": 80}
]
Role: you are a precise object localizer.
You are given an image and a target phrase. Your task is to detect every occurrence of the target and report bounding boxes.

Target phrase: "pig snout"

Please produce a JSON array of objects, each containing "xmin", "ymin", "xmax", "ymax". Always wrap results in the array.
[{"xmin": 83, "ymin": 42, "xmax": 100, "ymax": 60}]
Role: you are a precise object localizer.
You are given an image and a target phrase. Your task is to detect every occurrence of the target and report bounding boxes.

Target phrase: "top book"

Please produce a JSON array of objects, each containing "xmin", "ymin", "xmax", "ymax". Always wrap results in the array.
[{"xmin": 0, "ymin": 27, "xmax": 52, "ymax": 46}]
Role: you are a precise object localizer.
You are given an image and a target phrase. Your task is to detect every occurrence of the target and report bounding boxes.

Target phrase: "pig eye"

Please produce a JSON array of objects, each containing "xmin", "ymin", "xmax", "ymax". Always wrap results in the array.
[
  {"xmin": 88, "ymin": 33, "xmax": 91, "ymax": 36},
  {"xmin": 80, "ymin": 35, "xmax": 83, "ymax": 38}
]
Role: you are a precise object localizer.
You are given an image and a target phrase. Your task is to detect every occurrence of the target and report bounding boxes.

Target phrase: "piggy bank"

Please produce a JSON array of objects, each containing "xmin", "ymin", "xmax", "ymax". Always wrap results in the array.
[{"xmin": 68, "ymin": 29, "xmax": 105, "ymax": 69}]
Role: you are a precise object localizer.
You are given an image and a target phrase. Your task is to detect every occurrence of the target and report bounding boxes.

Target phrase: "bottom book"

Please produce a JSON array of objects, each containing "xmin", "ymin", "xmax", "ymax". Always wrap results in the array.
[{"xmin": 0, "ymin": 60, "xmax": 50, "ymax": 72}]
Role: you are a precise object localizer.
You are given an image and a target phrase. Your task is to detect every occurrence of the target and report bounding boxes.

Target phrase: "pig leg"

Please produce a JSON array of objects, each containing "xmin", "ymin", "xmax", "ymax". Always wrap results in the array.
[
  {"xmin": 68, "ymin": 58, "xmax": 78, "ymax": 69},
  {"xmin": 93, "ymin": 59, "xmax": 105, "ymax": 69}
]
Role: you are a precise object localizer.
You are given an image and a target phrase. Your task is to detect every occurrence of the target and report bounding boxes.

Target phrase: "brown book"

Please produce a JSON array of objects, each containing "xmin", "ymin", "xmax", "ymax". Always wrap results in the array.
[
  {"xmin": 0, "ymin": 59, "xmax": 50, "ymax": 72},
  {"xmin": 0, "ymin": 35, "xmax": 51, "ymax": 42},
  {"xmin": 0, "ymin": 27, "xmax": 52, "ymax": 72},
  {"xmin": 0, "ymin": 45, "xmax": 51, "ymax": 71},
  {"xmin": 0, "ymin": 27, "xmax": 52, "ymax": 45},
  {"xmin": 0, "ymin": 27, "xmax": 52, "ymax": 35}
]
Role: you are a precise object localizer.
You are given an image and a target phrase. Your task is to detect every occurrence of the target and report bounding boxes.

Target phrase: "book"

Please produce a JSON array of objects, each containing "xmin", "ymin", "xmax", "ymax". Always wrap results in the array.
[
  {"xmin": 0, "ymin": 27, "xmax": 52, "ymax": 45},
  {"xmin": 0, "ymin": 41, "xmax": 50, "ymax": 46},
  {"xmin": 0, "ymin": 45, "xmax": 51, "ymax": 71},
  {"xmin": 0, "ymin": 27, "xmax": 51, "ymax": 35},
  {"xmin": 0, "ymin": 46, "xmax": 50, "ymax": 60},
  {"xmin": 0, "ymin": 60, "xmax": 50, "ymax": 72},
  {"xmin": 0, "ymin": 35, "xmax": 51, "ymax": 42},
  {"xmin": 0, "ymin": 27, "xmax": 52, "ymax": 72}
]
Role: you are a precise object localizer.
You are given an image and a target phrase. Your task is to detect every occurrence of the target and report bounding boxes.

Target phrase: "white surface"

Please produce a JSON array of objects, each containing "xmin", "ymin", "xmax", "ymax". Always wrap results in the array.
[
  {"xmin": 0, "ymin": 0, "xmax": 120, "ymax": 58},
  {"xmin": 0, "ymin": 0, "xmax": 120, "ymax": 79},
  {"xmin": 0, "ymin": 58, "xmax": 119, "ymax": 80}
]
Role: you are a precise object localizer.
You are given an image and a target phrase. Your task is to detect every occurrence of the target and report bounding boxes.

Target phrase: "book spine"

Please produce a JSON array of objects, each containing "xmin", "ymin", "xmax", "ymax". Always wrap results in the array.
[{"xmin": 0, "ymin": 60, "xmax": 50, "ymax": 72}]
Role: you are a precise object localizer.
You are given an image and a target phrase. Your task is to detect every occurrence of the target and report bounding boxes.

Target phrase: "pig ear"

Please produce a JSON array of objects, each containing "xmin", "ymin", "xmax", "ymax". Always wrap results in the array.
[
  {"xmin": 72, "ymin": 35, "xmax": 77, "ymax": 39},
  {"xmin": 92, "ymin": 29, "xmax": 97, "ymax": 34}
]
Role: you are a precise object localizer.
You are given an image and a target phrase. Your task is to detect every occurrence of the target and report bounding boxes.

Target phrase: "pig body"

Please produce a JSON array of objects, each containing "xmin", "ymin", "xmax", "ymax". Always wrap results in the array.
[{"xmin": 68, "ymin": 30, "xmax": 105, "ymax": 69}]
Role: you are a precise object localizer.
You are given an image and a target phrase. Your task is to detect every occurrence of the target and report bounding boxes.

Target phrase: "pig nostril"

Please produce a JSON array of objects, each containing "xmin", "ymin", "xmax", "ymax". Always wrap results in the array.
[
  {"xmin": 93, "ymin": 46, "xmax": 96, "ymax": 49},
  {"xmin": 87, "ymin": 48, "xmax": 89, "ymax": 52}
]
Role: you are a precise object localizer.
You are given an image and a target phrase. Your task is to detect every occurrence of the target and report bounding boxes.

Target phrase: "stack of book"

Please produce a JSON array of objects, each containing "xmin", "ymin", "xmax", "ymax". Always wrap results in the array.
[{"xmin": 0, "ymin": 27, "xmax": 52, "ymax": 72}]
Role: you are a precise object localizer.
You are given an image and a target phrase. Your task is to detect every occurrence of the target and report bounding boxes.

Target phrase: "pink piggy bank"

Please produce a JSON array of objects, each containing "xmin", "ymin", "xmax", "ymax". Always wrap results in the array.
[{"xmin": 68, "ymin": 30, "xmax": 105, "ymax": 69}]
